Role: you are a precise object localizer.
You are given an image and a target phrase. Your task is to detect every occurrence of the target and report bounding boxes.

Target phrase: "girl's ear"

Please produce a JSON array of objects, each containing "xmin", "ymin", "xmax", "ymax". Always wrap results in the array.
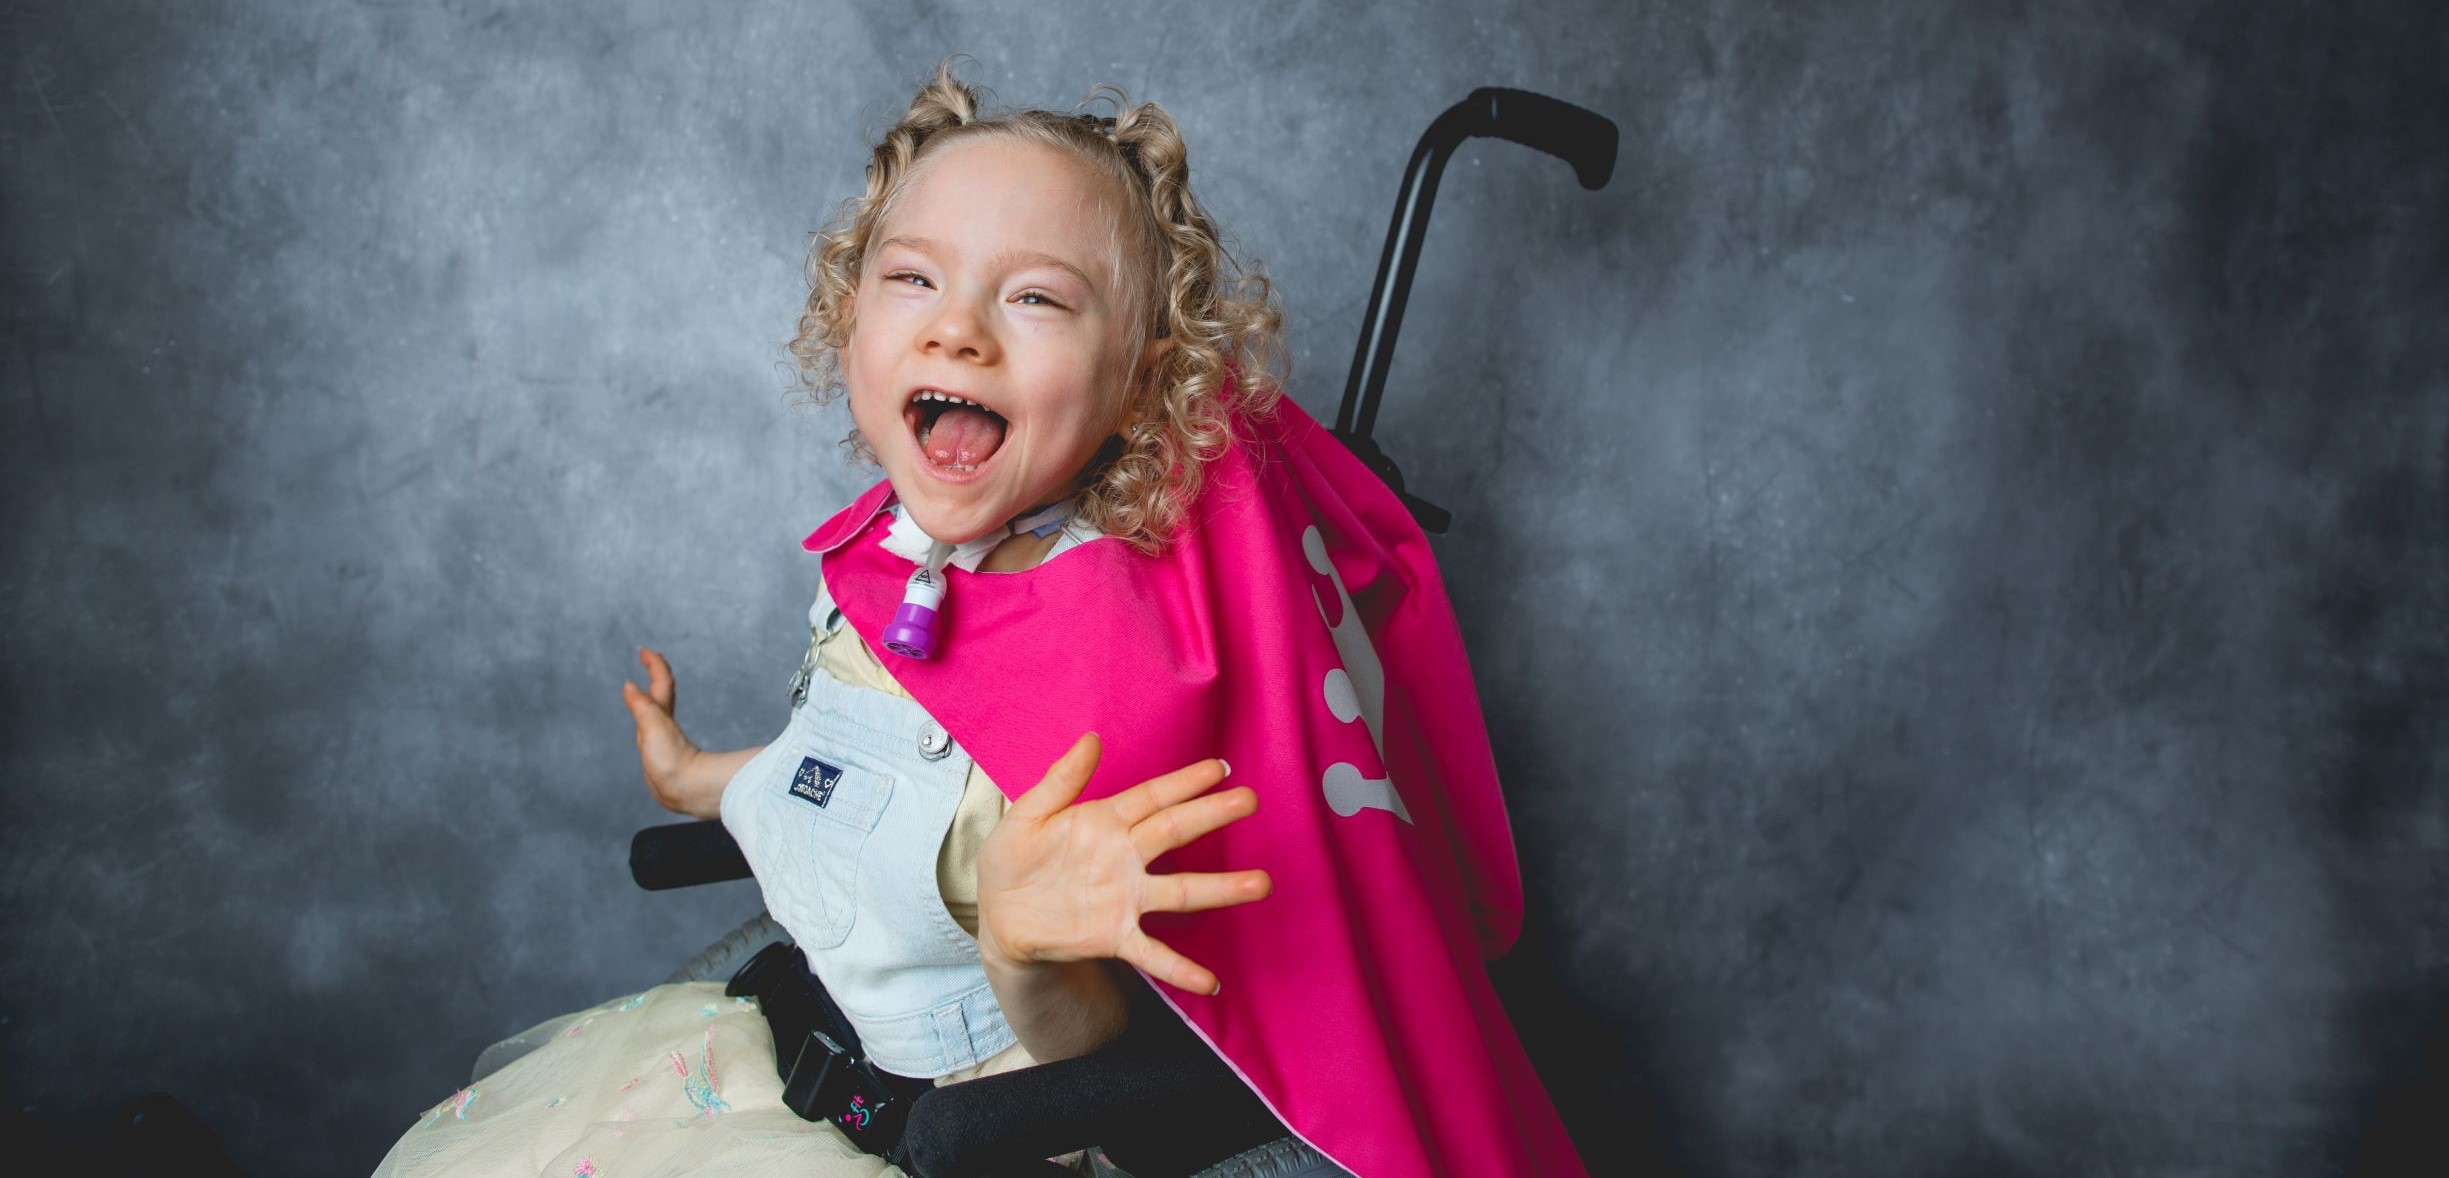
[{"xmin": 1138, "ymin": 334, "xmax": 1175, "ymax": 372}]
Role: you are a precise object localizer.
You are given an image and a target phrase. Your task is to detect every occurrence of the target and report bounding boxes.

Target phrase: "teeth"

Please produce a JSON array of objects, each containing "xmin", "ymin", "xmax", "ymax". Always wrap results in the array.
[{"xmin": 913, "ymin": 389, "xmax": 985, "ymax": 409}]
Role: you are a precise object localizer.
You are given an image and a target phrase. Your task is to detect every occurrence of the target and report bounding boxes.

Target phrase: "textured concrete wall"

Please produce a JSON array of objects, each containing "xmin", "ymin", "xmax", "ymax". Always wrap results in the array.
[{"xmin": 4, "ymin": 2, "xmax": 2443, "ymax": 1175}]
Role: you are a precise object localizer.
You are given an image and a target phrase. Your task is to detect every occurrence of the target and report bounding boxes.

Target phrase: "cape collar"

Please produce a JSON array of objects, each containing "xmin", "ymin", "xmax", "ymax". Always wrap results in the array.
[
  {"xmin": 800, "ymin": 478, "xmax": 895, "ymax": 555},
  {"xmin": 799, "ymin": 479, "xmax": 1084, "ymax": 573}
]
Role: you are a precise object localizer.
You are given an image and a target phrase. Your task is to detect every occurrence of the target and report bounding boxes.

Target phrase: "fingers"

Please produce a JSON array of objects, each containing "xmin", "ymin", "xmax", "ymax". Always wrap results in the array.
[
  {"xmin": 1142, "ymin": 868, "xmax": 1272, "ymax": 915},
  {"xmin": 1009, "ymin": 732, "xmax": 1101, "ymax": 820},
  {"xmin": 1130, "ymin": 786, "xmax": 1259, "ymax": 861},
  {"xmin": 625, "ymin": 685, "xmax": 681, "ymax": 746},
  {"xmin": 1120, "ymin": 927, "xmax": 1220, "ymax": 997},
  {"xmin": 637, "ymin": 647, "xmax": 676, "ymax": 711},
  {"xmin": 1107, "ymin": 757, "xmax": 1232, "ymax": 827}
]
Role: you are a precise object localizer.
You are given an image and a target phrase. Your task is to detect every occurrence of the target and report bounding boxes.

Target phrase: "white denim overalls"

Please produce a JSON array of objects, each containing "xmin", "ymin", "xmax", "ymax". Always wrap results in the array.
[{"xmin": 717, "ymin": 569, "xmax": 1017, "ymax": 1079}]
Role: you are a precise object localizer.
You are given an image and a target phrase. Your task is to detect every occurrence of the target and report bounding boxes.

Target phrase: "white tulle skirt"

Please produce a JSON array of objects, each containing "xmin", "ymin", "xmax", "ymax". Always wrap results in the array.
[{"xmin": 370, "ymin": 981, "xmax": 1037, "ymax": 1178}]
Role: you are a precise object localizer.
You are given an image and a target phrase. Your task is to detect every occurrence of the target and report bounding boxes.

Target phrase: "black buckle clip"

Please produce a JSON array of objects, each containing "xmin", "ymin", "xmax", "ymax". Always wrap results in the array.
[
  {"xmin": 727, "ymin": 941, "xmax": 923, "ymax": 1157},
  {"xmin": 777, "ymin": 1032, "xmax": 913, "ymax": 1153}
]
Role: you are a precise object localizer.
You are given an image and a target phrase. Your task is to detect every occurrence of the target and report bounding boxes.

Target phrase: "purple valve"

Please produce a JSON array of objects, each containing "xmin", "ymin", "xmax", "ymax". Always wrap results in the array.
[{"xmin": 882, "ymin": 566, "xmax": 946, "ymax": 659}]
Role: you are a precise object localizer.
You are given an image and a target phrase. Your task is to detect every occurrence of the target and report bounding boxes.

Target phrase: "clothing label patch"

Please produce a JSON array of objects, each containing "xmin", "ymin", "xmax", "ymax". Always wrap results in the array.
[{"xmin": 789, "ymin": 757, "xmax": 845, "ymax": 809}]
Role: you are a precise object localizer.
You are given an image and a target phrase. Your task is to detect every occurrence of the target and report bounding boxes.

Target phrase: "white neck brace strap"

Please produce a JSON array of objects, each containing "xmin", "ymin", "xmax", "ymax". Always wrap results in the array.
[{"xmin": 881, "ymin": 497, "xmax": 1079, "ymax": 574}]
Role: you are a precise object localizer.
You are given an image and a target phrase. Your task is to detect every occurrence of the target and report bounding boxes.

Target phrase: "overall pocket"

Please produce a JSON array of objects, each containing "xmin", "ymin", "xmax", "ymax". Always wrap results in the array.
[{"xmin": 736, "ymin": 716, "xmax": 895, "ymax": 950}]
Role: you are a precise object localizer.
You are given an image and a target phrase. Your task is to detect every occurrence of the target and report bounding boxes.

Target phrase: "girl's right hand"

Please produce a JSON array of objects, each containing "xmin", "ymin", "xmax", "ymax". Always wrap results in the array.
[{"xmin": 623, "ymin": 647, "xmax": 716, "ymax": 819}]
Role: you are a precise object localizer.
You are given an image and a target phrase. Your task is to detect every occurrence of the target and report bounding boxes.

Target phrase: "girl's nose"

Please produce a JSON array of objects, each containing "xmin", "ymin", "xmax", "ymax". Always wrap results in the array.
[{"xmin": 920, "ymin": 297, "xmax": 999, "ymax": 364}]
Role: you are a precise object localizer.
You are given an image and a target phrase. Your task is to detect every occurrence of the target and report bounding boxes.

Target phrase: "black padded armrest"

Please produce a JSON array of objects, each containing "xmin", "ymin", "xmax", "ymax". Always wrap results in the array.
[
  {"xmin": 629, "ymin": 820, "xmax": 752, "ymax": 891},
  {"xmin": 898, "ymin": 980, "xmax": 1288, "ymax": 1176}
]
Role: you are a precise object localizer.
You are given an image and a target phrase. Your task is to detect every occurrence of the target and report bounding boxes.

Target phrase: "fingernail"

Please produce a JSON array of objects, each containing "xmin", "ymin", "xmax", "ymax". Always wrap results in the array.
[
  {"xmin": 1210, "ymin": 979, "xmax": 1222, "ymax": 996},
  {"xmin": 1218, "ymin": 758, "xmax": 1231, "ymax": 776}
]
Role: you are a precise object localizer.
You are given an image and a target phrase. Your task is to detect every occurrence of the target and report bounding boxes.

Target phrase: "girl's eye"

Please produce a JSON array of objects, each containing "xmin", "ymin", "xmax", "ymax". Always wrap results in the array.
[
  {"xmin": 1014, "ymin": 290, "xmax": 1065, "ymax": 308},
  {"xmin": 885, "ymin": 271, "xmax": 933, "ymax": 289}
]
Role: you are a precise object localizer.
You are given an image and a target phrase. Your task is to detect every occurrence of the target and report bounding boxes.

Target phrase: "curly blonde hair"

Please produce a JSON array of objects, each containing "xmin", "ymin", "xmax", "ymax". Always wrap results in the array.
[{"xmin": 789, "ymin": 56, "xmax": 1286, "ymax": 553}]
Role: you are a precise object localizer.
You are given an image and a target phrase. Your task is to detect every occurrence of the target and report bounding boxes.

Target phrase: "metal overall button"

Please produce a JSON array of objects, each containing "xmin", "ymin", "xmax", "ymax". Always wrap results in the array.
[{"xmin": 916, "ymin": 720, "xmax": 953, "ymax": 761}]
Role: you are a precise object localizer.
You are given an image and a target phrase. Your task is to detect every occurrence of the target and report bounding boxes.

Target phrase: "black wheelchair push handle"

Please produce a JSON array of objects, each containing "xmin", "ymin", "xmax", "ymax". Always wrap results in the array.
[
  {"xmin": 1334, "ymin": 87, "xmax": 1617, "ymax": 533},
  {"xmin": 1468, "ymin": 86, "xmax": 1620, "ymax": 191}
]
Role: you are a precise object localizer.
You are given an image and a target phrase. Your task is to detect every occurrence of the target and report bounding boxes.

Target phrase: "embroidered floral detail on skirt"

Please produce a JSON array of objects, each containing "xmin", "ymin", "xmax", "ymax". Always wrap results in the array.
[
  {"xmin": 672, "ymin": 1026, "xmax": 730, "ymax": 1117},
  {"xmin": 416, "ymin": 1085, "xmax": 480, "ymax": 1127}
]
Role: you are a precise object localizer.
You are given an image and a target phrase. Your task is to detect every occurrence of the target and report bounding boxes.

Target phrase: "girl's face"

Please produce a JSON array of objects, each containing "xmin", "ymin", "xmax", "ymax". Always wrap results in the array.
[{"xmin": 843, "ymin": 136, "xmax": 1161, "ymax": 546}]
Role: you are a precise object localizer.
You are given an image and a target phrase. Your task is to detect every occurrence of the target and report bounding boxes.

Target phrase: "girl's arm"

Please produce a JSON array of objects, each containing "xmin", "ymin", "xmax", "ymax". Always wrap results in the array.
[
  {"xmin": 623, "ymin": 647, "xmax": 760, "ymax": 820},
  {"xmin": 974, "ymin": 943, "xmax": 1136, "ymax": 1062},
  {"xmin": 975, "ymin": 733, "xmax": 1272, "ymax": 1062}
]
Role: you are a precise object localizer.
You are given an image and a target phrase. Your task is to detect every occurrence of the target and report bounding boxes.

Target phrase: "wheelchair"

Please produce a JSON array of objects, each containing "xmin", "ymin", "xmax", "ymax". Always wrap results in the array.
[{"xmin": 471, "ymin": 86, "xmax": 1617, "ymax": 1178}]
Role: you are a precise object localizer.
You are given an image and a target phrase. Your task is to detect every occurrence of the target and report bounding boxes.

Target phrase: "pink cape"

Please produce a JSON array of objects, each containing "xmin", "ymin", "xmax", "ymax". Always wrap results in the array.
[{"xmin": 802, "ymin": 395, "xmax": 1585, "ymax": 1178}]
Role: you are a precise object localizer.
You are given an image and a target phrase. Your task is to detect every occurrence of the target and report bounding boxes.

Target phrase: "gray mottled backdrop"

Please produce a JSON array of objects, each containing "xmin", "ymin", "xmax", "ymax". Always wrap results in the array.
[{"xmin": 4, "ymin": 1, "xmax": 2443, "ymax": 1175}]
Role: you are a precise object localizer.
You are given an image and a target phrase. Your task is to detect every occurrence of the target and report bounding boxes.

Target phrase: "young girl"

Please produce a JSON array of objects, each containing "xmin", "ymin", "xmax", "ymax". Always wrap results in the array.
[{"xmin": 375, "ymin": 59, "xmax": 1582, "ymax": 1178}]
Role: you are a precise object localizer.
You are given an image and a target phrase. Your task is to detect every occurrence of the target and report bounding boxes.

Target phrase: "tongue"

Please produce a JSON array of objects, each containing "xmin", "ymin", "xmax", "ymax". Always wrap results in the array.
[{"xmin": 926, "ymin": 405, "xmax": 1007, "ymax": 467}]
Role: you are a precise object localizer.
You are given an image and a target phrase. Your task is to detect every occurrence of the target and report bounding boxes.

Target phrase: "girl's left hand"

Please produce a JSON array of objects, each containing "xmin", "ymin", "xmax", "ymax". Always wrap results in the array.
[{"xmin": 976, "ymin": 732, "xmax": 1272, "ymax": 996}]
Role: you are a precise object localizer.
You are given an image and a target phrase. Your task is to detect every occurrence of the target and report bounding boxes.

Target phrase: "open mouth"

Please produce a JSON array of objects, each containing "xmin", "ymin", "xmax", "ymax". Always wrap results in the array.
[{"xmin": 903, "ymin": 389, "xmax": 1010, "ymax": 473}]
